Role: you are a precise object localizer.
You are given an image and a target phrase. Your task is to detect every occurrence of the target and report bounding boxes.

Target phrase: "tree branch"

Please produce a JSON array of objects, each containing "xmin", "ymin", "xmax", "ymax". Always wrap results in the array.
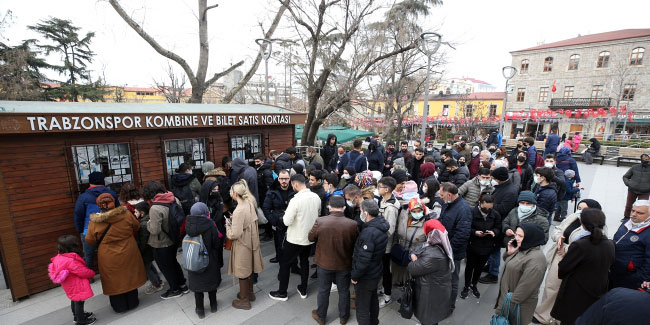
[{"xmin": 204, "ymin": 60, "xmax": 244, "ymax": 89}]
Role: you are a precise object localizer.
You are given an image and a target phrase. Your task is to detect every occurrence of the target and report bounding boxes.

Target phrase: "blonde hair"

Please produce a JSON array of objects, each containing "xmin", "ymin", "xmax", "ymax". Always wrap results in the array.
[{"xmin": 230, "ymin": 179, "xmax": 258, "ymax": 208}]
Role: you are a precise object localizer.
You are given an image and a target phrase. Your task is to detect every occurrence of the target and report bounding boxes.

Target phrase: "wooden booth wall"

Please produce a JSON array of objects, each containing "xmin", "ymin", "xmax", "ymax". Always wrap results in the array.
[{"xmin": 0, "ymin": 125, "xmax": 294, "ymax": 300}]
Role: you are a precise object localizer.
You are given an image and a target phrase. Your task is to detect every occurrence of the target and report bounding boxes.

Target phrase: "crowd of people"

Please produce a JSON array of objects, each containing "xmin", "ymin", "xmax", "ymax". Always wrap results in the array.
[{"xmin": 48, "ymin": 130, "xmax": 650, "ymax": 325}]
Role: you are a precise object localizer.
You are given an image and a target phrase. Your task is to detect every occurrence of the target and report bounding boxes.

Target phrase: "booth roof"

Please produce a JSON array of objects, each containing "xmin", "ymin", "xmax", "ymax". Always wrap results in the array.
[
  {"xmin": 295, "ymin": 125, "xmax": 374, "ymax": 143},
  {"xmin": 0, "ymin": 101, "xmax": 299, "ymax": 115}
]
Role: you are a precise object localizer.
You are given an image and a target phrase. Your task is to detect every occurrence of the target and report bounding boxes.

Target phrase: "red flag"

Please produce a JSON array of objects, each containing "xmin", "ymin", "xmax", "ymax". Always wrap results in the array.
[{"xmin": 551, "ymin": 80, "xmax": 557, "ymax": 93}]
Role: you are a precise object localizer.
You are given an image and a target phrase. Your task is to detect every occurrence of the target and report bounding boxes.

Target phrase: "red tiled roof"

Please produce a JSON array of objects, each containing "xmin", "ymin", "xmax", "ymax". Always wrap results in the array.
[
  {"xmin": 513, "ymin": 29, "xmax": 650, "ymax": 53},
  {"xmin": 451, "ymin": 77, "xmax": 492, "ymax": 85},
  {"xmin": 418, "ymin": 92, "xmax": 505, "ymax": 101}
]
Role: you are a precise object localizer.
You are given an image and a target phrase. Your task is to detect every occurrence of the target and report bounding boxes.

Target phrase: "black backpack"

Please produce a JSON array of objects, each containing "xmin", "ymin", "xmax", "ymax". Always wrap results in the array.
[
  {"xmin": 172, "ymin": 183, "xmax": 195, "ymax": 216},
  {"xmin": 153, "ymin": 202, "xmax": 186, "ymax": 244}
]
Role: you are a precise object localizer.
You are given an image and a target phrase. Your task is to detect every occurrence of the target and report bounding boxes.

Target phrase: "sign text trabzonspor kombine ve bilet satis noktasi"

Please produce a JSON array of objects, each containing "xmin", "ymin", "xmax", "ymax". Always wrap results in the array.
[{"xmin": 0, "ymin": 114, "xmax": 294, "ymax": 133}]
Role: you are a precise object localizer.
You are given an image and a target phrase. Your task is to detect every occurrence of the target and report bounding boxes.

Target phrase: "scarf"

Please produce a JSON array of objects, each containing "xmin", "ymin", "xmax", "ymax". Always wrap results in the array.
[
  {"xmin": 517, "ymin": 205, "xmax": 536, "ymax": 221},
  {"xmin": 423, "ymin": 219, "xmax": 455, "ymax": 271},
  {"xmin": 572, "ymin": 226, "xmax": 591, "ymax": 242}
]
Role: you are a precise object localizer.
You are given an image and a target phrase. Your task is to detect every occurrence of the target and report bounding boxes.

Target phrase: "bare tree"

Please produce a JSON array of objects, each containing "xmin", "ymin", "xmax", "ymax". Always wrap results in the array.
[
  {"xmin": 108, "ymin": 0, "xmax": 287, "ymax": 103},
  {"xmin": 455, "ymin": 92, "xmax": 489, "ymax": 138},
  {"xmin": 153, "ymin": 62, "xmax": 187, "ymax": 103}
]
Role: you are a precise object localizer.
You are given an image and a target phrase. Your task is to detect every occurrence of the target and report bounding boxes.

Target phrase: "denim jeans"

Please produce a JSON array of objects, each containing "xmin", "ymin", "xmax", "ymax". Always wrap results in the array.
[
  {"xmin": 488, "ymin": 247, "xmax": 501, "ymax": 276},
  {"xmin": 145, "ymin": 262, "xmax": 162, "ymax": 287},
  {"xmin": 80, "ymin": 234, "xmax": 96, "ymax": 269},
  {"xmin": 316, "ymin": 267, "xmax": 350, "ymax": 321}
]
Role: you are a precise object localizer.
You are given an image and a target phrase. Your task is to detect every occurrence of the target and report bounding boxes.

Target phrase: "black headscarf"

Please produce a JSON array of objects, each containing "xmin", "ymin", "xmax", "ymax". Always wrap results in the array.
[
  {"xmin": 589, "ymin": 138, "xmax": 601, "ymax": 151},
  {"xmin": 578, "ymin": 199, "xmax": 601, "ymax": 210},
  {"xmin": 518, "ymin": 223, "xmax": 546, "ymax": 251}
]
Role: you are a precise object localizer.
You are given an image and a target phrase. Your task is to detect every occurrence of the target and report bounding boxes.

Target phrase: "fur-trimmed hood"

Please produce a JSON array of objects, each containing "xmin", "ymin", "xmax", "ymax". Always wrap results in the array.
[{"xmin": 90, "ymin": 205, "xmax": 128, "ymax": 223}]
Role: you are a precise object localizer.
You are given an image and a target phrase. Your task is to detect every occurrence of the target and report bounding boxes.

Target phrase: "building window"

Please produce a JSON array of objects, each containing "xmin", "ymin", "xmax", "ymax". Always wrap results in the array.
[
  {"xmin": 563, "ymin": 86, "xmax": 575, "ymax": 98},
  {"xmin": 622, "ymin": 84, "xmax": 637, "ymax": 101},
  {"xmin": 72, "ymin": 143, "xmax": 132, "ymax": 194},
  {"xmin": 464, "ymin": 104, "xmax": 474, "ymax": 116},
  {"xmin": 516, "ymin": 88, "xmax": 525, "ymax": 102},
  {"xmin": 442, "ymin": 104, "xmax": 449, "ymax": 116},
  {"xmin": 489, "ymin": 104, "xmax": 497, "ymax": 116},
  {"xmin": 520, "ymin": 59, "xmax": 529, "ymax": 74},
  {"xmin": 568, "ymin": 54, "xmax": 580, "ymax": 70},
  {"xmin": 630, "ymin": 47, "xmax": 645, "ymax": 65},
  {"xmin": 165, "ymin": 138, "xmax": 207, "ymax": 183},
  {"xmin": 596, "ymin": 51, "xmax": 610, "ymax": 68},
  {"xmin": 543, "ymin": 57, "xmax": 553, "ymax": 72},
  {"xmin": 135, "ymin": 91, "xmax": 155, "ymax": 96},
  {"xmin": 231, "ymin": 134, "xmax": 262, "ymax": 163},
  {"xmin": 538, "ymin": 87, "xmax": 549, "ymax": 102},
  {"xmin": 591, "ymin": 85, "xmax": 604, "ymax": 99}
]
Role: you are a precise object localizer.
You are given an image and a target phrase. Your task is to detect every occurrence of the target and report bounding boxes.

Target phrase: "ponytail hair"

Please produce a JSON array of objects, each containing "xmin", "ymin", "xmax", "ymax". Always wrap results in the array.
[
  {"xmin": 580, "ymin": 208, "xmax": 606, "ymax": 244},
  {"xmin": 229, "ymin": 178, "xmax": 258, "ymax": 208}
]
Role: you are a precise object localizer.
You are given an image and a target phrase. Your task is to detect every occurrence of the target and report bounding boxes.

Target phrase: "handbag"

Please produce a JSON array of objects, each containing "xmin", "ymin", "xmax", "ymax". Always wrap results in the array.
[
  {"xmin": 224, "ymin": 238, "xmax": 232, "ymax": 250},
  {"xmin": 490, "ymin": 292, "xmax": 521, "ymax": 325},
  {"xmin": 256, "ymin": 206, "xmax": 268, "ymax": 225},
  {"xmin": 398, "ymin": 278, "xmax": 416, "ymax": 319},
  {"xmin": 390, "ymin": 225, "xmax": 421, "ymax": 267}
]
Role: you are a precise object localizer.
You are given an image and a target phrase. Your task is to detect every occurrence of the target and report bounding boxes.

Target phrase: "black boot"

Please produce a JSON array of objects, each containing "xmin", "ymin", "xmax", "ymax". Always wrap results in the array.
[
  {"xmin": 194, "ymin": 292, "xmax": 206, "ymax": 319},
  {"xmin": 209, "ymin": 290, "xmax": 218, "ymax": 313}
]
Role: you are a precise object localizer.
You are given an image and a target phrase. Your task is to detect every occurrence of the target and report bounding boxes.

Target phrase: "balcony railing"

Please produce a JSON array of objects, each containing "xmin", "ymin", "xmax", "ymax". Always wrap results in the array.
[{"xmin": 549, "ymin": 97, "xmax": 612, "ymax": 108}]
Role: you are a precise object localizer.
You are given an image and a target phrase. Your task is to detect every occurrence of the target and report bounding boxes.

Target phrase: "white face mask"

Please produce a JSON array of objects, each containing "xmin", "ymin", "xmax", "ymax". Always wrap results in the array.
[
  {"xmin": 518, "ymin": 204, "xmax": 534, "ymax": 214},
  {"xmin": 479, "ymin": 179, "xmax": 491, "ymax": 186},
  {"xmin": 342, "ymin": 174, "xmax": 351, "ymax": 180},
  {"xmin": 534, "ymin": 176, "xmax": 541, "ymax": 184},
  {"xmin": 544, "ymin": 162, "xmax": 554, "ymax": 168},
  {"xmin": 491, "ymin": 179, "xmax": 499, "ymax": 186},
  {"xmin": 472, "ymin": 151, "xmax": 479, "ymax": 157},
  {"xmin": 347, "ymin": 200, "xmax": 357, "ymax": 208}
]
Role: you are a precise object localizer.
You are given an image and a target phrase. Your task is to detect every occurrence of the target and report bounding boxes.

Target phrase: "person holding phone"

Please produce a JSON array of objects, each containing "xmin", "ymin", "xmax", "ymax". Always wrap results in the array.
[{"xmin": 494, "ymin": 223, "xmax": 547, "ymax": 325}]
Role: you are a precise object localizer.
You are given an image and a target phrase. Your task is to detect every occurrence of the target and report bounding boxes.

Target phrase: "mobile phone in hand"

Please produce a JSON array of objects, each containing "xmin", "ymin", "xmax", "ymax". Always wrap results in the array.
[{"xmin": 511, "ymin": 239, "xmax": 518, "ymax": 248}]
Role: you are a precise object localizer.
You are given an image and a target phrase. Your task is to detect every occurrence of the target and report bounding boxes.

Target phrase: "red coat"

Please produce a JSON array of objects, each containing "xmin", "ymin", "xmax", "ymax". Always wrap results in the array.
[{"xmin": 48, "ymin": 253, "xmax": 95, "ymax": 301}]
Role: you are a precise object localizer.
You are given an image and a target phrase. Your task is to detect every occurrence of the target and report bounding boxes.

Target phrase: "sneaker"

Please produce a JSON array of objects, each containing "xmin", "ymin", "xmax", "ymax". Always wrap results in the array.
[
  {"xmin": 460, "ymin": 287, "xmax": 469, "ymax": 299},
  {"xmin": 470, "ymin": 285, "xmax": 481, "ymax": 298},
  {"xmin": 144, "ymin": 282, "xmax": 164, "ymax": 295},
  {"xmin": 75, "ymin": 317, "xmax": 96, "ymax": 325},
  {"xmin": 379, "ymin": 295, "xmax": 391, "ymax": 308},
  {"xmin": 297, "ymin": 286, "xmax": 308, "ymax": 299},
  {"xmin": 180, "ymin": 284, "xmax": 190, "ymax": 294},
  {"xmin": 160, "ymin": 289, "xmax": 183, "ymax": 299},
  {"xmin": 479, "ymin": 274, "xmax": 498, "ymax": 284},
  {"xmin": 83, "ymin": 312, "xmax": 94, "ymax": 319},
  {"xmin": 269, "ymin": 290, "xmax": 288, "ymax": 302},
  {"xmin": 331, "ymin": 284, "xmax": 338, "ymax": 292}
]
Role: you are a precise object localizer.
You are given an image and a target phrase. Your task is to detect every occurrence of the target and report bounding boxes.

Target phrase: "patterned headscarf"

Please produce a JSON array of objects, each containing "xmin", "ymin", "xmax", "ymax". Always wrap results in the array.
[
  {"xmin": 423, "ymin": 219, "xmax": 455, "ymax": 272},
  {"xmin": 408, "ymin": 197, "xmax": 428, "ymax": 214},
  {"xmin": 355, "ymin": 171, "xmax": 375, "ymax": 189}
]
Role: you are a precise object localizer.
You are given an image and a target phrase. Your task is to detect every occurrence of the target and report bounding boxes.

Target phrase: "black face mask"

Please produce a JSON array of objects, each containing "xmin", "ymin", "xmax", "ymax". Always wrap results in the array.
[
  {"xmin": 459, "ymin": 162, "xmax": 466, "ymax": 167},
  {"xmin": 489, "ymin": 148, "xmax": 496, "ymax": 153},
  {"xmin": 643, "ymin": 161, "xmax": 649, "ymax": 166},
  {"xmin": 517, "ymin": 156, "xmax": 526, "ymax": 162},
  {"xmin": 517, "ymin": 144, "xmax": 522, "ymax": 149},
  {"xmin": 480, "ymin": 207, "xmax": 491, "ymax": 214}
]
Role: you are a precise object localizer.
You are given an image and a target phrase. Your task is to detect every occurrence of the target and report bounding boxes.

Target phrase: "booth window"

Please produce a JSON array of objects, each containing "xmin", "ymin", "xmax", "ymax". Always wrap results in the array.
[
  {"xmin": 231, "ymin": 134, "xmax": 262, "ymax": 163},
  {"xmin": 72, "ymin": 142, "xmax": 132, "ymax": 194},
  {"xmin": 165, "ymin": 138, "xmax": 207, "ymax": 178}
]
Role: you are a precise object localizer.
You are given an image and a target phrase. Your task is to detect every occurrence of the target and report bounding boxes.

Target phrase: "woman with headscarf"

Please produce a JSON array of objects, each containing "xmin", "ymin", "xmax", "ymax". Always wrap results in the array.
[
  {"xmin": 583, "ymin": 138, "xmax": 601, "ymax": 165},
  {"xmin": 185, "ymin": 202, "xmax": 224, "ymax": 319},
  {"xmin": 534, "ymin": 199, "xmax": 604, "ymax": 324},
  {"xmin": 495, "ymin": 223, "xmax": 547, "ymax": 325},
  {"xmin": 338, "ymin": 166, "xmax": 356, "ymax": 190},
  {"xmin": 407, "ymin": 219, "xmax": 453, "ymax": 325},
  {"xmin": 419, "ymin": 162, "xmax": 437, "ymax": 190},
  {"xmin": 392, "ymin": 198, "xmax": 428, "ymax": 285},
  {"xmin": 421, "ymin": 178, "xmax": 443, "ymax": 218},
  {"xmin": 550, "ymin": 208, "xmax": 615, "ymax": 325},
  {"xmin": 85, "ymin": 193, "xmax": 146, "ymax": 313},
  {"xmin": 199, "ymin": 179, "xmax": 226, "ymax": 236}
]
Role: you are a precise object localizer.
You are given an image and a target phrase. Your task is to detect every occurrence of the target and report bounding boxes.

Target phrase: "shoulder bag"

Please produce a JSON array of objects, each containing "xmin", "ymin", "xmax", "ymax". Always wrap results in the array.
[
  {"xmin": 390, "ymin": 223, "xmax": 421, "ymax": 267},
  {"xmin": 490, "ymin": 292, "xmax": 520, "ymax": 325},
  {"xmin": 96, "ymin": 223, "xmax": 112, "ymax": 246},
  {"xmin": 398, "ymin": 277, "xmax": 416, "ymax": 319}
]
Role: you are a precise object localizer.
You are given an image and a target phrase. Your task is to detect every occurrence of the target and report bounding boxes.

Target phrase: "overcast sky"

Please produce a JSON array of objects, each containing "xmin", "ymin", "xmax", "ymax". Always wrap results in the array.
[{"xmin": 2, "ymin": 0, "xmax": 649, "ymax": 90}]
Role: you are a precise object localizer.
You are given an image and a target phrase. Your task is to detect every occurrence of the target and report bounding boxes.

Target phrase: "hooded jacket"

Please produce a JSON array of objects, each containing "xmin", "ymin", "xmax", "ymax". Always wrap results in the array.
[
  {"xmin": 185, "ymin": 214, "xmax": 223, "ymax": 292},
  {"xmin": 351, "ymin": 216, "xmax": 389, "ymax": 281},
  {"xmin": 232, "ymin": 158, "xmax": 259, "ymax": 203},
  {"xmin": 48, "ymin": 252, "xmax": 95, "ymax": 301},
  {"xmin": 439, "ymin": 196, "xmax": 473, "ymax": 260},
  {"xmin": 199, "ymin": 180, "xmax": 226, "ymax": 236},
  {"xmin": 322, "ymin": 134, "xmax": 338, "ymax": 170},
  {"xmin": 274, "ymin": 152, "xmax": 293, "ymax": 173},
  {"xmin": 73, "ymin": 186, "xmax": 120, "ymax": 234},
  {"xmin": 147, "ymin": 192, "xmax": 180, "ymax": 248},
  {"xmin": 171, "ymin": 173, "xmax": 202, "ymax": 200},
  {"xmin": 86, "ymin": 206, "xmax": 146, "ymax": 296},
  {"xmin": 556, "ymin": 147, "xmax": 582, "ymax": 183},
  {"xmin": 622, "ymin": 162, "xmax": 650, "ymax": 194},
  {"xmin": 256, "ymin": 158, "xmax": 274, "ymax": 202},
  {"xmin": 365, "ymin": 141, "xmax": 385, "ymax": 172},
  {"xmin": 533, "ymin": 182, "xmax": 558, "ymax": 215}
]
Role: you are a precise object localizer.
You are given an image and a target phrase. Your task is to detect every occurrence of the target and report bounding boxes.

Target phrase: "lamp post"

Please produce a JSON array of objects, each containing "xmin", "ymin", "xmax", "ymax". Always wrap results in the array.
[
  {"xmin": 255, "ymin": 38, "xmax": 273, "ymax": 104},
  {"xmin": 419, "ymin": 32, "xmax": 442, "ymax": 146},
  {"xmin": 499, "ymin": 66, "xmax": 517, "ymax": 137}
]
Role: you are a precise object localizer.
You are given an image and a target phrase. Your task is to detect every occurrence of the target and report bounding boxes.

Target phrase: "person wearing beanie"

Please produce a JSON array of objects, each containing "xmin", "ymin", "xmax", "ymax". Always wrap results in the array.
[
  {"xmin": 185, "ymin": 202, "xmax": 223, "ymax": 319},
  {"xmin": 391, "ymin": 169, "xmax": 408, "ymax": 200},
  {"xmin": 479, "ymin": 167, "xmax": 519, "ymax": 284},
  {"xmin": 501, "ymin": 191, "xmax": 549, "ymax": 250},
  {"xmin": 73, "ymin": 171, "xmax": 120, "ymax": 271}
]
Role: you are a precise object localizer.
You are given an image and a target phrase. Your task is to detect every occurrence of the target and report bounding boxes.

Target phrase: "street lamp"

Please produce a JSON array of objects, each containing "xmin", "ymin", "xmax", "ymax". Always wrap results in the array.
[
  {"xmin": 255, "ymin": 38, "xmax": 273, "ymax": 104},
  {"xmin": 499, "ymin": 66, "xmax": 517, "ymax": 135},
  {"xmin": 419, "ymin": 32, "xmax": 442, "ymax": 146}
]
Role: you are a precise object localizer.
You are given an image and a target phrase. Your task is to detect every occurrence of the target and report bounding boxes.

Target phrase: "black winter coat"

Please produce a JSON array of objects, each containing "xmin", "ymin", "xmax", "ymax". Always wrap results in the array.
[
  {"xmin": 468, "ymin": 207, "xmax": 502, "ymax": 255},
  {"xmin": 492, "ymin": 179, "xmax": 518, "ymax": 220},
  {"xmin": 365, "ymin": 149, "xmax": 384, "ymax": 173},
  {"xmin": 232, "ymin": 158, "xmax": 259, "ymax": 203},
  {"xmin": 407, "ymin": 157, "xmax": 425, "ymax": 185},
  {"xmin": 310, "ymin": 183, "xmax": 327, "ymax": 217},
  {"xmin": 534, "ymin": 183, "xmax": 558, "ymax": 215},
  {"xmin": 262, "ymin": 179, "xmax": 296, "ymax": 230},
  {"xmin": 322, "ymin": 134, "xmax": 338, "ymax": 171},
  {"xmin": 517, "ymin": 163, "xmax": 534, "ymax": 191},
  {"xmin": 256, "ymin": 158, "xmax": 274, "ymax": 203},
  {"xmin": 552, "ymin": 167, "xmax": 566, "ymax": 200},
  {"xmin": 448, "ymin": 168, "xmax": 469, "ymax": 188},
  {"xmin": 185, "ymin": 214, "xmax": 223, "ymax": 292},
  {"xmin": 351, "ymin": 216, "xmax": 389, "ymax": 281},
  {"xmin": 440, "ymin": 196, "xmax": 472, "ymax": 260},
  {"xmin": 576, "ymin": 287, "xmax": 650, "ymax": 325},
  {"xmin": 199, "ymin": 180, "xmax": 226, "ymax": 237},
  {"xmin": 552, "ymin": 237, "xmax": 615, "ymax": 324},
  {"xmin": 383, "ymin": 149, "xmax": 397, "ymax": 176},
  {"xmin": 274, "ymin": 153, "xmax": 293, "ymax": 174},
  {"xmin": 407, "ymin": 244, "xmax": 452, "ymax": 324}
]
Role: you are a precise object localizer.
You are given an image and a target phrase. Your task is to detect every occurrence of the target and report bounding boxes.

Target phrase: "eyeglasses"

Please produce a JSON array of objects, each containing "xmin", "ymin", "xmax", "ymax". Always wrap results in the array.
[{"xmin": 278, "ymin": 178, "xmax": 290, "ymax": 181}]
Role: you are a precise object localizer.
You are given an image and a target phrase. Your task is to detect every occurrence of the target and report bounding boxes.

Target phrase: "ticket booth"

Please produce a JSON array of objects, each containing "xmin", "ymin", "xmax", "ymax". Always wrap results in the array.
[{"xmin": 0, "ymin": 101, "xmax": 306, "ymax": 300}]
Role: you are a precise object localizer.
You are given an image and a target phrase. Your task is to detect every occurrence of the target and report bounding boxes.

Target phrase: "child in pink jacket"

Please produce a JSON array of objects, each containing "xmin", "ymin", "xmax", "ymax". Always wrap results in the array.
[{"xmin": 49, "ymin": 235, "xmax": 96, "ymax": 325}]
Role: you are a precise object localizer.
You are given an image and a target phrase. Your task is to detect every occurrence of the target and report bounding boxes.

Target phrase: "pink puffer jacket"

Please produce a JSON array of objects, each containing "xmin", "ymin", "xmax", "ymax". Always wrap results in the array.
[{"xmin": 48, "ymin": 252, "xmax": 95, "ymax": 301}]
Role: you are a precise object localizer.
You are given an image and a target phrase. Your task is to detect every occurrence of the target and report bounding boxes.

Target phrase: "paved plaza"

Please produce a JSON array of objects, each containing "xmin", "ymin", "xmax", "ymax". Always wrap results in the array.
[{"xmin": 0, "ymin": 161, "xmax": 631, "ymax": 325}]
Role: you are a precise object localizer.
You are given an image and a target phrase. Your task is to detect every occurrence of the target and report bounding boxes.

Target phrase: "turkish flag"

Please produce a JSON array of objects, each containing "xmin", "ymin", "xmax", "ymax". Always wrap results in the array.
[{"xmin": 551, "ymin": 80, "xmax": 557, "ymax": 93}]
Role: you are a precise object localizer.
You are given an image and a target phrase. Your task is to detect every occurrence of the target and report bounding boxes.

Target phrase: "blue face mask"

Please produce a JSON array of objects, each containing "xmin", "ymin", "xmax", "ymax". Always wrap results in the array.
[{"xmin": 411, "ymin": 212, "xmax": 424, "ymax": 220}]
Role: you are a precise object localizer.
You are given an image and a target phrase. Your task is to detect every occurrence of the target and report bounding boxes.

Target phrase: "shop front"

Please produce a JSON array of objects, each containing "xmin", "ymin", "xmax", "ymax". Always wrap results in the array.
[{"xmin": 0, "ymin": 101, "xmax": 306, "ymax": 300}]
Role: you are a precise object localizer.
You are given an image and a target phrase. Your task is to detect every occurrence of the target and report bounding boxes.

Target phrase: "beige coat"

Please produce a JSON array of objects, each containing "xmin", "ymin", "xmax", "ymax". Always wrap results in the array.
[
  {"xmin": 227, "ymin": 200, "xmax": 264, "ymax": 279},
  {"xmin": 392, "ymin": 210, "xmax": 427, "ymax": 283},
  {"xmin": 495, "ymin": 247, "xmax": 547, "ymax": 325}
]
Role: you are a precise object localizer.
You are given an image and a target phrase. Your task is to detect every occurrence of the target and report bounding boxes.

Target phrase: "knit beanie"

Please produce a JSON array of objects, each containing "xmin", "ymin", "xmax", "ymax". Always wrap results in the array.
[
  {"xmin": 564, "ymin": 169, "xmax": 575, "ymax": 179},
  {"xmin": 392, "ymin": 169, "xmax": 408, "ymax": 184},
  {"xmin": 518, "ymin": 190, "xmax": 537, "ymax": 204},
  {"xmin": 490, "ymin": 167, "xmax": 509, "ymax": 181},
  {"xmin": 190, "ymin": 202, "xmax": 210, "ymax": 217},
  {"xmin": 88, "ymin": 172, "xmax": 105, "ymax": 186}
]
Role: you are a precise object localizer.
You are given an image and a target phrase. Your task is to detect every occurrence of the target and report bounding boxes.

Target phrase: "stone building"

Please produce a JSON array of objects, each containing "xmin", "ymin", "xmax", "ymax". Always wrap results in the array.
[{"xmin": 504, "ymin": 29, "xmax": 650, "ymax": 139}]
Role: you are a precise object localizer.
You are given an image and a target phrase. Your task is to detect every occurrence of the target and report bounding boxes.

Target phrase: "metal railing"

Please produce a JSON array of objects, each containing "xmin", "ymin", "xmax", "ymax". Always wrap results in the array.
[{"xmin": 549, "ymin": 97, "xmax": 612, "ymax": 108}]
